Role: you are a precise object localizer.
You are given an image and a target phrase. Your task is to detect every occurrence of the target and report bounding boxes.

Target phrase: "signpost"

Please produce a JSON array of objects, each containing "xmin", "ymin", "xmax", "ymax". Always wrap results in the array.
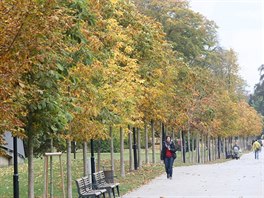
[
  {"xmin": 133, "ymin": 127, "xmax": 138, "ymax": 170},
  {"xmin": 90, "ymin": 139, "xmax": 95, "ymax": 184},
  {"xmin": 13, "ymin": 136, "xmax": 19, "ymax": 198}
]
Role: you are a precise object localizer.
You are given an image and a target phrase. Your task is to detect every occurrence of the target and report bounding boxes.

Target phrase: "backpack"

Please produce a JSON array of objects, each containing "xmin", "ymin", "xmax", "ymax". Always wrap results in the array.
[{"xmin": 253, "ymin": 141, "xmax": 261, "ymax": 151}]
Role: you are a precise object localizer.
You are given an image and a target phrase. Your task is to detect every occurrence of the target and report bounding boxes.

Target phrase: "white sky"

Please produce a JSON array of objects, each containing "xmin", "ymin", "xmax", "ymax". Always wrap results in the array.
[{"xmin": 190, "ymin": 0, "xmax": 264, "ymax": 93}]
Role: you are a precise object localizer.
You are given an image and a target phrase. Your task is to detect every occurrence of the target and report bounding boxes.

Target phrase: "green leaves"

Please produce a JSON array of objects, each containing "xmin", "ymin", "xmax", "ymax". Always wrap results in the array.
[
  {"xmin": 252, "ymin": 64, "xmax": 264, "ymax": 116},
  {"xmin": 134, "ymin": 0, "xmax": 218, "ymax": 66}
]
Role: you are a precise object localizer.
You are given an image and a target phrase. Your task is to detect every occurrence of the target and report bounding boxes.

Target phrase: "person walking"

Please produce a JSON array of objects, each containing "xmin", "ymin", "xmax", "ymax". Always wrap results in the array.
[
  {"xmin": 161, "ymin": 136, "xmax": 177, "ymax": 179},
  {"xmin": 252, "ymin": 140, "xmax": 261, "ymax": 159}
]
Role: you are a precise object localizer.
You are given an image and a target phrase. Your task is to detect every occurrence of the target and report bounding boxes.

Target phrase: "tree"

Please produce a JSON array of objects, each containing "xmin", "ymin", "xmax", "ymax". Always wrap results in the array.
[
  {"xmin": 133, "ymin": 0, "xmax": 218, "ymax": 66},
  {"xmin": 252, "ymin": 64, "xmax": 264, "ymax": 115},
  {"xmin": 0, "ymin": 0, "xmax": 91, "ymax": 196}
]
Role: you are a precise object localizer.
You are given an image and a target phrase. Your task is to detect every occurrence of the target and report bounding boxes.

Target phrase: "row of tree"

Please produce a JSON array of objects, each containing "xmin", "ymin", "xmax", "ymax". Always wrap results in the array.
[{"xmin": 0, "ymin": 0, "xmax": 262, "ymax": 197}]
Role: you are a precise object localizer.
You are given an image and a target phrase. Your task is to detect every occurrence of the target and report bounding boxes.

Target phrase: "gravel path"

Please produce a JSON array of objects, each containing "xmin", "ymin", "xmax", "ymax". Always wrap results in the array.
[{"xmin": 122, "ymin": 152, "xmax": 264, "ymax": 198}]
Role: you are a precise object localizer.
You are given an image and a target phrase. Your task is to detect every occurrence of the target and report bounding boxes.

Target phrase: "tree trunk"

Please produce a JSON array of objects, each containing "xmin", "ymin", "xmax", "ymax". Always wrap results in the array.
[
  {"xmin": 227, "ymin": 138, "xmax": 229, "ymax": 157},
  {"xmin": 200, "ymin": 135, "xmax": 203, "ymax": 163},
  {"xmin": 151, "ymin": 120, "xmax": 155, "ymax": 164},
  {"xmin": 219, "ymin": 138, "xmax": 222, "ymax": 159},
  {"xmin": 187, "ymin": 128, "xmax": 191, "ymax": 163},
  {"xmin": 97, "ymin": 140, "xmax": 101, "ymax": 171},
  {"xmin": 137, "ymin": 128, "xmax": 141, "ymax": 168},
  {"xmin": 120, "ymin": 127, "xmax": 125, "ymax": 177},
  {"xmin": 245, "ymin": 137, "xmax": 248, "ymax": 150},
  {"xmin": 212, "ymin": 138, "xmax": 216, "ymax": 160},
  {"xmin": 211, "ymin": 137, "xmax": 214, "ymax": 161},
  {"xmin": 229, "ymin": 137, "xmax": 231, "ymax": 153},
  {"xmin": 230, "ymin": 137, "xmax": 233, "ymax": 152},
  {"xmin": 191, "ymin": 133, "xmax": 195, "ymax": 163},
  {"xmin": 183, "ymin": 131, "xmax": 186, "ymax": 163},
  {"xmin": 223, "ymin": 138, "xmax": 227, "ymax": 159},
  {"xmin": 28, "ymin": 136, "xmax": 34, "ymax": 198},
  {"xmin": 145, "ymin": 123, "xmax": 149, "ymax": 164},
  {"xmin": 160, "ymin": 123, "xmax": 162, "ymax": 161},
  {"xmin": 216, "ymin": 138, "xmax": 218, "ymax": 159},
  {"xmin": 226, "ymin": 138, "xmax": 229, "ymax": 156},
  {"xmin": 180, "ymin": 130, "xmax": 185, "ymax": 163},
  {"xmin": 128, "ymin": 126, "xmax": 134, "ymax": 171},
  {"xmin": 67, "ymin": 139, "xmax": 72, "ymax": 198},
  {"xmin": 204, "ymin": 135, "xmax": 208, "ymax": 163},
  {"xmin": 214, "ymin": 138, "xmax": 217, "ymax": 160},
  {"xmin": 208, "ymin": 135, "xmax": 211, "ymax": 162},
  {"xmin": 83, "ymin": 142, "xmax": 88, "ymax": 176},
  {"xmin": 196, "ymin": 133, "xmax": 200, "ymax": 163},
  {"xmin": 228, "ymin": 138, "xmax": 231, "ymax": 155},
  {"xmin": 242, "ymin": 136, "xmax": 244, "ymax": 150},
  {"xmin": 110, "ymin": 126, "xmax": 115, "ymax": 173},
  {"xmin": 201, "ymin": 135, "xmax": 204, "ymax": 163},
  {"xmin": 204, "ymin": 135, "xmax": 207, "ymax": 163}
]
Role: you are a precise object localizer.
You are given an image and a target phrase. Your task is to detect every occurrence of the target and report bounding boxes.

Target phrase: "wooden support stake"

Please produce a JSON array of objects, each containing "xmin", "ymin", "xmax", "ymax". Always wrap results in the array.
[
  {"xmin": 43, "ymin": 152, "xmax": 65, "ymax": 198},
  {"xmin": 59, "ymin": 155, "xmax": 66, "ymax": 198}
]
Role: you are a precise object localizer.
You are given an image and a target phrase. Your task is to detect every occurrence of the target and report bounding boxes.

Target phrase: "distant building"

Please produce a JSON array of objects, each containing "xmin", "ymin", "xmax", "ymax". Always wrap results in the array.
[{"xmin": 0, "ymin": 132, "xmax": 25, "ymax": 167}]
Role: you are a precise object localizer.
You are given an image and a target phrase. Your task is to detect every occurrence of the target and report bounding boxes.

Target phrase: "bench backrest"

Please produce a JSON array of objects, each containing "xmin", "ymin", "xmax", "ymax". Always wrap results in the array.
[
  {"xmin": 93, "ymin": 171, "xmax": 107, "ymax": 187},
  {"xmin": 82, "ymin": 176, "xmax": 93, "ymax": 191},
  {"xmin": 76, "ymin": 178, "xmax": 87, "ymax": 195},
  {"xmin": 99, "ymin": 171, "xmax": 108, "ymax": 184}
]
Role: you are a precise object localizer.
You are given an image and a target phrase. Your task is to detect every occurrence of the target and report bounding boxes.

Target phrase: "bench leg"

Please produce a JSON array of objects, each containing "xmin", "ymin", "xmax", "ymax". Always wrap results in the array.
[
  {"xmin": 112, "ymin": 188, "xmax": 116, "ymax": 198},
  {"xmin": 107, "ymin": 189, "xmax": 112, "ymax": 198},
  {"xmin": 116, "ymin": 186, "xmax": 120, "ymax": 197},
  {"xmin": 98, "ymin": 192, "xmax": 106, "ymax": 198}
]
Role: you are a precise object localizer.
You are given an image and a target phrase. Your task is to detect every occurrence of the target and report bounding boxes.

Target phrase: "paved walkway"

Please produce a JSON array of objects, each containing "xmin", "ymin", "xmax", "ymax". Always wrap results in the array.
[{"xmin": 123, "ymin": 152, "xmax": 264, "ymax": 198}]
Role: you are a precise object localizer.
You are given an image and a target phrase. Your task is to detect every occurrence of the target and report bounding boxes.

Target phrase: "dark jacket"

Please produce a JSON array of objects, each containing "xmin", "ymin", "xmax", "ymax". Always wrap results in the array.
[{"xmin": 161, "ymin": 141, "xmax": 177, "ymax": 160}]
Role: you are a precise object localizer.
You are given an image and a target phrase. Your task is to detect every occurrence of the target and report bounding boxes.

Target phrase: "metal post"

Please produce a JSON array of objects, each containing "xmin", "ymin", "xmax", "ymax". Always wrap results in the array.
[
  {"xmin": 73, "ymin": 142, "xmax": 76, "ymax": 160},
  {"xmin": 13, "ymin": 136, "xmax": 19, "ymax": 198},
  {"xmin": 162, "ymin": 123, "xmax": 165, "ymax": 143},
  {"xmin": 91, "ymin": 139, "xmax": 95, "ymax": 184},
  {"xmin": 133, "ymin": 127, "xmax": 138, "ymax": 170}
]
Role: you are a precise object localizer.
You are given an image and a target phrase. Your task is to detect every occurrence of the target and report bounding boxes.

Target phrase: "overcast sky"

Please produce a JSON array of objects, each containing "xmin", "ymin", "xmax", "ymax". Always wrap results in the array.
[{"xmin": 190, "ymin": 0, "xmax": 264, "ymax": 93}]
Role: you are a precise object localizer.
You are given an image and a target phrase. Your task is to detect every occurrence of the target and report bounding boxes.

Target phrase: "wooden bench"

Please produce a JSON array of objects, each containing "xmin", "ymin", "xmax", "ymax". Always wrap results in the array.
[
  {"xmin": 93, "ymin": 171, "xmax": 120, "ymax": 198},
  {"xmin": 76, "ymin": 177, "xmax": 106, "ymax": 198}
]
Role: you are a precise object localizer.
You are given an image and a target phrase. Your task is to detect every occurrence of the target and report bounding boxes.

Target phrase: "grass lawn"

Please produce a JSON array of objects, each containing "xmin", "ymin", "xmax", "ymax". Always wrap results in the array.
[{"xmin": 0, "ymin": 149, "xmax": 230, "ymax": 198}]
